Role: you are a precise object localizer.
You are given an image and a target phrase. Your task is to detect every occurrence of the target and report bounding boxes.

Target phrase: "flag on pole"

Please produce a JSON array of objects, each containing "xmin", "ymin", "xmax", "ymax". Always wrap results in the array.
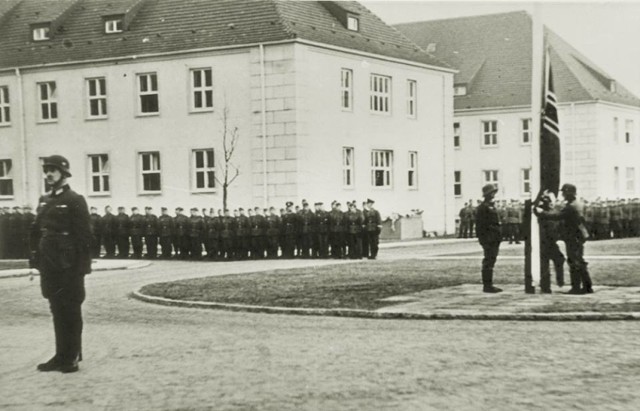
[{"xmin": 540, "ymin": 49, "xmax": 561, "ymax": 196}]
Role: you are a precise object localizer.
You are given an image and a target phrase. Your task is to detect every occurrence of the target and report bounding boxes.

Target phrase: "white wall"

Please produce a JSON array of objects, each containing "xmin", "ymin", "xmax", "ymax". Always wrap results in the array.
[{"xmin": 0, "ymin": 73, "xmax": 24, "ymax": 205}]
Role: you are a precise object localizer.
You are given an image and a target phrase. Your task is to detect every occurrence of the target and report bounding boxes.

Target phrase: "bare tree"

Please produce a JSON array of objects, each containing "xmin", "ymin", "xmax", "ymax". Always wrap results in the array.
[{"xmin": 214, "ymin": 105, "xmax": 240, "ymax": 210}]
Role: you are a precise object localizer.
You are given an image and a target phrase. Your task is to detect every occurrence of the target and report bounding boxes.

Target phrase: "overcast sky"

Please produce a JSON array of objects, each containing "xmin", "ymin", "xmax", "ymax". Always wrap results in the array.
[{"xmin": 361, "ymin": 0, "xmax": 640, "ymax": 98}]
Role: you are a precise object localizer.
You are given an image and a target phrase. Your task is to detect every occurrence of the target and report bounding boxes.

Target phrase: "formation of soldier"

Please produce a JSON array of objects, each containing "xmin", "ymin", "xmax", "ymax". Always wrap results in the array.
[
  {"xmin": 77, "ymin": 198, "xmax": 382, "ymax": 261},
  {"xmin": 459, "ymin": 199, "xmax": 526, "ymax": 244},
  {"xmin": 582, "ymin": 198, "xmax": 640, "ymax": 240},
  {"xmin": 0, "ymin": 205, "xmax": 36, "ymax": 259}
]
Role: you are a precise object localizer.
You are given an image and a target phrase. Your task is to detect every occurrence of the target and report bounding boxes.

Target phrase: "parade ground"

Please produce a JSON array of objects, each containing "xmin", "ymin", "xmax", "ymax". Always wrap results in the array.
[{"xmin": 2, "ymin": 239, "xmax": 640, "ymax": 410}]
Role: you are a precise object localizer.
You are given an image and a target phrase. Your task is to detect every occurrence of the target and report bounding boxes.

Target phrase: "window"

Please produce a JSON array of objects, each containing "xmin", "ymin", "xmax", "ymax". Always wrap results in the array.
[
  {"xmin": 625, "ymin": 120, "xmax": 634, "ymax": 144},
  {"xmin": 0, "ymin": 86, "xmax": 9, "ymax": 125},
  {"xmin": 521, "ymin": 118, "xmax": 532, "ymax": 145},
  {"xmin": 454, "ymin": 171, "xmax": 462, "ymax": 197},
  {"xmin": 371, "ymin": 150, "xmax": 393, "ymax": 188},
  {"xmin": 32, "ymin": 26, "xmax": 50, "ymax": 41},
  {"xmin": 342, "ymin": 147, "xmax": 354, "ymax": 188},
  {"xmin": 192, "ymin": 149, "xmax": 216, "ymax": 191},
  {"xmin": 37, "ymin": 82, "xmax": 58, "ymax": 121},
  {"xmin": 0, "ymin": 160, "xmax": 13, "ymax": 197},
  {"xmin": 613, "ymin": 117, "xmax": 619, "ymax": 143},
  {"xmin": 626, "ymin": 167, "xmax": 635, "ymax": 193},
  {"xmin": 521, "ymin": 168, "xmax": 531, "ymax": 195},
  {"xmin": 137, "ymin": 73, "xmax": 159, "ymax": 114},
  {"xmin": 139, "ymin": 152, "xmax": 161, "ymax": 192},
  {"xmin": 105, "ymin": 18, "xmax": 123, "ymax": 33},
  {"xmin": 88, "ymin": 154, "xmax": 110, "ymax": 195},
  {"xmin": 453, "ymin": 122, "xmax": 461, "ymax": 148},
  {"xmin": 481, "ymin": 120, "xmax": 498, "ymax": 146},
  {"xmin": 340, "ymin": 68, "xmax": 353, "ymax": 111},
  {"xmin": 407, "ymin": 80, "xmax": 417, "ymax": 118},
  {"xmin": 614, "ymin": 166, "xmax": 620, "ymax": 194},
  {"xmin": 370, "ymin": 74, "xmax": 391, "ymax": 114},
  {"xmin": 86, "ymin": 78, "xmax": 107, "ymax": 118},
  {"xmin": 347, "ymin": 15, "xmax": 359, "ymax": 31},
  {"xmin": 483, "ymin": 170, "xmax": 499, "ymax": 192},
  {"xmin": 191, "ymin": 68, "xmax": 213, "ymax": 111},
  {"xmin": 408, "ymin": 151, "xmax": 418, "ymax": 189},
  {"xmin": 454, "ymin": 85, "xmax": 467, "ymax": 96}
]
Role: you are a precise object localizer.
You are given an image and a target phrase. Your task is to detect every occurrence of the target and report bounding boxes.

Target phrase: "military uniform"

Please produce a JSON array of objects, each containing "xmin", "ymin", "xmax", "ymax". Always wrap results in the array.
[
  {"xmin": 158, "ymin": 211, "xmax": 174, "ymax": 259},
  {"xmin": 313, "ymin": 205, "xmax": 330, "ymax": 258},
  {"xmin": 204, "ymin": 212, "xmax": 218, "ymax": 260},
  {"xmin": 189, "ymin": 211, "xmax": 205, "ymax": 259},
  {"xmin": 329, "ymin": 206, "xmax": 346, "ymax": 258},
  {"xmin": 101, "ymin": 209, "xmax": 116, "ymax": 258},
  {"xmin": 30, "ymin": 155, "xmax": 91, "ymax": 373},
  {"xmin": 219, "ymin": 213, "xmax": 235, "ymax": 260},
  {"xmin": 363, "ymin": 203, "xmax": 382, "ymax": 259},
  {"xmin": 22, "ymin": 208, "xmax": 36, "ymax": 259},
  {"xmin": 345, "ymin": 206, "xmax": 364, "ymax": 259},
  {"xmin": 298, "ymin": 207, "xmax": 314, "ymax": 258},
  {"xmin": 144, "ymin": 210, "xmax": 159, "ymax": 258},
  {"xmin": 250, "ymin": 212, "xmax": 266, "ymax": 259},
  {"xmin": 129, "ymin": 210, "xmax": 145, "ymax": 259},
  {"xmin": 235, "ymin": 212, "xmax": 250, "ymax": 260},
  {"xmin": 89, "ymin": 210, "xmax": 102, "ymax": 258},
  {"xmin": 476, "ymin": 185, "xmax": 503, "ymax": 293},
  {"xmin": 115, "ymin": 210, "xmax": 130, "ymax": 259},
  {"xmin": 265, "ymin": 211, "xmax": 281, "ymax": 258},
  {"xmin": 281, "ymin": 208, "xmax": 297, "ymax": 259},
  {"xmin": 173, "ymin": 211, "xmax": 190, "ymax": 259}
]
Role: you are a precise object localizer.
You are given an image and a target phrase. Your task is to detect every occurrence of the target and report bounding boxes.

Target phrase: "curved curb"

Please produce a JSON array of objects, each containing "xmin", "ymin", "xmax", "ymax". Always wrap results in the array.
[
  {"xmin": 0, "ymin": 261, "xmax": 152, "ymax": 279},
  {"xmin": 131, "ymin": 289, "xmax": 640, "ymax": 322}
]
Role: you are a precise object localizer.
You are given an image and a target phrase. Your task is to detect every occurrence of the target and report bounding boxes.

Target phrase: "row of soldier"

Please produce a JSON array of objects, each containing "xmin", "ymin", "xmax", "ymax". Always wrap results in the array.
[
  {"xmin": 84, "ymin": 199, "xmax": 382, "ymax": 261},
  {"xmin": 459, "ymin": 197, "xmax": 640, "ymax": 243},
  {"xmin": 0, "ymin": 205, "xmax": 36, "ymax": 259}
]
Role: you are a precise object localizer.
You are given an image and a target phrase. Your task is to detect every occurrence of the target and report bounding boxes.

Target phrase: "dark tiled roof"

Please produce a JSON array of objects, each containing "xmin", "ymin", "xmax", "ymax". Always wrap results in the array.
[
  {"xmin": 396, "ymin": 11, "xmax": 640, "ymax": 109},
  {"xmin": 0, "ymin": 0, "xmax": 450, "ymax": 71}
]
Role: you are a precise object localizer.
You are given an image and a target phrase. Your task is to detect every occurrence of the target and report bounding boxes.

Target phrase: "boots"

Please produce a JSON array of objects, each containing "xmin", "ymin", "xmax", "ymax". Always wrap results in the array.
[{"xmin": 482, "ymin": 269, "xmax": 502, "ymax": 293}]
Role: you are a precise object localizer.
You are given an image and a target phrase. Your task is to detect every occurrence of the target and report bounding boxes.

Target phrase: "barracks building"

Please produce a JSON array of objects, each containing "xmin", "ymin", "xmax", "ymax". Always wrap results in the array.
[
  {"xmin": 397, "ymin": 11, "xmax": 640, "ymax": 210},
  {"xmin": 0, "ymin": 0, "xmax": 457, "ymax": 234}
]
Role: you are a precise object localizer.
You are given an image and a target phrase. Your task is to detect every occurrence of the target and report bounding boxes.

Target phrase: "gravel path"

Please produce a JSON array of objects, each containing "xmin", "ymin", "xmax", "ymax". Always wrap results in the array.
[{"xmin": 2, "ymin": 245, "xmax": 640, "ymax": 410}]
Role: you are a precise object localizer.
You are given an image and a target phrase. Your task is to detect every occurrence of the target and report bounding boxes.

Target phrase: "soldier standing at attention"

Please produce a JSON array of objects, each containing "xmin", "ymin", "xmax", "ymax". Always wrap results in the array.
[
  {"xmin": 345, "ymin": 201, "xmax": 364, "ymax": 259},
  {"xmin": 475, "ymin": 184, "xmax": 503, "ymax": 293},
  {"xmin": 158, "ymin": 207, "xmax": 174, "ymax": 259},
  {"xmin": 299, "ymin": 200, "xmax": 314, "ymax": 258},
  {"xmin": 363, "ymin": 199, "xmax": 382, "ymax": 259},
  {"xmin": 220, "ymin": 209, "xmax": 235, "ymax": 260},
  {"xmin": 281, "ymin": 202, "xmax": 297, "ymax": 259},
  {"xmin": 129, "ymin": 207, "xmax": 145, "ymax": 259},
  {"xmin": 250, "ymin": 207, "xmax": 266, "ymax": 259},
  {"xmin": 313, "ymin": 202, "xmax": 330, "ymax": 258},
  {"xmin": 458, "ymin": 203, "xmax": 468, "ymax": 238},
  {"xmin": 115, "ymin": 207, "xmax": 130, "ymax": 259},
  {"xmin": 101, "ymin": 206, "xmax": 116, "ymax": 258},
  {"xmin": 88, "ymin": 207, "xmax": 102, "ymax": 258},
  {"xmin": 144, "ymin": 207, "xmax": 158, "ymax": 259},
  {"xmin": 265, "ymin": 207, "xmax": 281, "ymax": 259},
  {"xmin": 188, "ymin": 207, "xmax": 204, "ymax": 260},
  {"xmin": 29, "ymin": 155, "xmax": 91, "ymax": 373},
  {"xmin": 174, "ymin": 207, "xmax": 190, "ymax": 260},
  {"xmin": 7, "ymin": 206, "xmax": 24, "ymax": 258},
  {"xmin": 535, "ymin": 184, "xmax": 593, "ymax": 294},
  {"xmin": 329, "ymin": 201, "xmax": 346, "ymax": 259}
]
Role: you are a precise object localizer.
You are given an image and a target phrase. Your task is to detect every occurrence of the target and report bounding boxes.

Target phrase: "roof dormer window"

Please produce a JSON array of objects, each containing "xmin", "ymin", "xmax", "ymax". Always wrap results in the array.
[
  {"xmin": 347, "ymin": 15, "xmax": 359, "ymax": 31},
  {"xmin": 454, "ymin": 85, "xmax": 467, "ymax": 96},
  {"xmin": 32, "ymin": 25, "xmax": 51, "ymax": 41},
  {"xmin": 609, "ymin": 80, "xmax": 617, "ymax": 93},
  {"xmin": 105, "ymin": 17, "xmax": 124, "ymax": 33}
]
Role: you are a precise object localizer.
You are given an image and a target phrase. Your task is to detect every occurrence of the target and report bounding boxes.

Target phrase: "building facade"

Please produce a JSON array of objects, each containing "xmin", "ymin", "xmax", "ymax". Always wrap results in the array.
[
  {"xmin": 0, "ymin": 0, "xmax": 456, "ymax": 234},
  {"xmin": 397, "ymin": 11, "xmax": 640, "ymax": 210}
]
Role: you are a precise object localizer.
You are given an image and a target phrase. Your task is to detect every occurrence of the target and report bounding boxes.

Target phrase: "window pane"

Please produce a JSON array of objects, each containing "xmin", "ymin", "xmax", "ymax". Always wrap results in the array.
[
  {"xmin": 196, "ymin": 171, "xmax": 204, "ymax": 188},
  {"xmin": 140, "ymin": 76, "xmax": 147, "ymax": 92},
  {"xmin": 207, "ymin": 171, "xmax": 215, "ymax": 188},
  {"xmin": 195, "ymin": 151, "xmax": 204, "ymax": 168},
  {"xmin": 204, "ymin": 69, "xmax": 212, "ymax": 87},
  {"xmin": 0, "ymin": 180, "xmax": 13, "ymax": 196},
  {"xmin": 103, "ymin": 176, "xmax": 110, "ymax": 192},
  {"xmin": 142, "ymin": 154, "xmax": 150, "ymax": 170},
  {"xmin": 141, "ymin": 95, "xmax": 158, "ymax": 113},
  {"xmin": 194, "ymin": 92, "xmax": 202, "ymax": 109},
  {"xmin": 206, "ymin": 150, "xmax": 214, "ymax": 167},
  {"xmin": 50, "ymin": 103, "xmax": 57, "ymax": 119},
  {"xmin": 193, "ymin": 70, "xmax": 201, "ymax": 88},
  {"xmin": 99, "ymin": 79, "xmax": 106, "ymax": 94},
  {"xmin": 100, "ymin": 99, "xmax": 107, "ymax": 115},
  {"xmin": 89, "ymin": 80, "xmax": 96, "ymax": 96},
  {"xmin": 92, "ymin": 176, "xmax": 100, "ymax": 192},
  {"xmin": 91, "ymin": 156, "xmax": 99, "ymax": 172},
  {"xmin": 90, "ymin": 99, "xmax": 99, "ymax": 116},
  {"xmin": 205, "ymin": 91, "xmax": 213, "ymax": 108},
  {"xmin": 40, "ymin": 84, "xmax": 48, "ymax": 100},
  {"xmin": 150, "ymin": 74, "xmax": 157, "ymax": 91},
  {"xmin": 42, "ymin": 104, "xmax": 49, "ymax": 119}
]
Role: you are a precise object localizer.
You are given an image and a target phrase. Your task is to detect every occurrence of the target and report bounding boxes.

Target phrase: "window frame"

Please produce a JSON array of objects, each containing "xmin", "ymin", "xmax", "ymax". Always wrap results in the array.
[
  {"xmin": 406, "ymin": 79, "xmax": 417, "ymax": 119},
  {"xmin": 453, "ymin": 122, "xmax": 461, "ymax": 149},
  {"xmin": 453, "ymin": 170, "xmax": 462, "ymax": 197},
  {"xmin": 347, "ymin": 15, "xmax": 359, "ymax": 31},
  {"xmin": 370, "ymin": 149, "xmax": 393, "ymax": 189},
  {"xmin": 482, "ymin": 169, "xmax": 499, "ymax": 192},
  {"xmin": 86, "ymin": 77, "xmax": 107, "ymax": 120},
  {"xmin": 342, "ymin": 146, "xmax": 355, "ymax": 189},
  {"xmin": 521, "ymin": 118, "xmax": 532, "ymax": 145},
  {"xmin": 481, "ymin": 120, "xmax": 498, "ymax": 147},
  {"xmin": 136, "ymin": 73, "xmax": 159, "ymax": 116},
  {"xmin": 613, "ymin": 117, "xmax": 619, "ymax": 144},
  {"xmin": 340, "ymin": 68, "xmax": 353, "ymax": 112},
  {"xmin": 0, "ymin": 159, "xmax": 14, "ymax": 199},
  {"xmin": 614, "ymin": 166, "xmax": 620, "ymax": 195},
  {"xmin": 87, "ymin": 154, "xmax": 111, "ymax": 196},
  {"xmin": 104, "ymin": 17, "xmax": 124, "ymax": 34},
  {"xmin": 191, "ymin": 148, "xmax": 216, "ymax": 193},
  {"xmin": 407, "ymin": 151, "xmax": 418, "ymax": 189},
  {"xmin": 32, "ymin": 25, "xmax": 50, "ymax": 41},
  {"xmin": 521, "ymin": 168, "xmax": 531, "ymax": 196},
  {"xmin": 138, "ymin": 151, "xmax": 162, "ymax": 194},
  {"xmin": 37, "ymin": 81, "xmax": 58, "ymax": 123},
  {"xmin": 625, "ymin": 119, "xmax": 634, "ymax": 144},
  {"xmin": 626, "ymin": 167, "xmax": 635, "ymax": 193},
  {"xmin": 369, "ymin": 74, "xmax": 392, "ymax": 115},
  {"xmin": 190, "ymin": 68, "xmax": 214, "ymax": 113},
  {"xmin": 0, "ymin": 86, "xmax": 10, "ymax": 126}
]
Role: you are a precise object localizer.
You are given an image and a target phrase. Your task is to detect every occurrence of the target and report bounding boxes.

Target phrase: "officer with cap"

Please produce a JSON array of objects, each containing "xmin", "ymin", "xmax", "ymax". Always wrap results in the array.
[
  {"xmin": 299, "ymin": 200, "xmax": 314, "ymax": 258},
  {"xmin": 115, "ymin": 206, "xmax": 130, "ymax": 258},
  {"xmin": 281, "ymin": 201, "xmax": 297, "ymax": 258},
  {"xmin": 535, "ymin": 183, "xmax": 593, "ymax": 294},
  {"xmin": 265, "ymin": 207, "xmax": 281, "ymax": 258},
  {"xmin": 158, "ymin": 207, "xmax": 174, "ymax": 259},
  {"xmin": 144, "ymin": 207, "xmax": 159, "ymax": 259},
  {"xmin": 129, "ymin": 207, "xmax": 145, "ymax": 259},
  {"xmin": 475, "ymin": 184, "xmax": 503, "ymax": 293},
  {"xmin": 29, "ymin": 155, "xmax": 91, "ymax": 373},
  {"xmin": 363, "ymin": 199, "xmax": 382, "ymax": 259},
  {"xmin": 313, "ymin": 202, "xmax": 330, "ymax": 258}
]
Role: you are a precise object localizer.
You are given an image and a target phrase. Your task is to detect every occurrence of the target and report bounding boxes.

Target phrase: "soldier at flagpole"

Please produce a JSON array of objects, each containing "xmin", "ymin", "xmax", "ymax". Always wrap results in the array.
[{"xmin": 476, "ymin": 184, "xmax": 503, "ymax": 293}]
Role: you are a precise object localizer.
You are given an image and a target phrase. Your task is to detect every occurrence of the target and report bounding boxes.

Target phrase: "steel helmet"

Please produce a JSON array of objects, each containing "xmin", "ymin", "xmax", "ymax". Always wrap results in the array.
[{"xmin": 42, "ymin": 155, "xmax": 72, "ymax": 177}]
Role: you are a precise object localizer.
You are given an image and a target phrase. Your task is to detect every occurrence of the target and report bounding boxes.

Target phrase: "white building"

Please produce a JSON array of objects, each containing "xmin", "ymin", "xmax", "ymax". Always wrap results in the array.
[
  {"xmin": 397, "ymin": 11, "xmax": 640, "ymax": 209},
  {"xmin": 0, "ymin": 0, "xmax": 456, "ymax": 234}
]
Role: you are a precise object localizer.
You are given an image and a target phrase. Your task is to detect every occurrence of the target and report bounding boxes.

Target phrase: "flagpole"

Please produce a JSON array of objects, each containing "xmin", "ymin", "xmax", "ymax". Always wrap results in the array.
[{"xmin": 530, "ymin": 3, "xmax": 544, "ymax": 287}]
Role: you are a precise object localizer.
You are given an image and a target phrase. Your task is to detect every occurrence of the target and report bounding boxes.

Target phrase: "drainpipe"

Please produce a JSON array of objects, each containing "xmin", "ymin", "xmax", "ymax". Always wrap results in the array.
[
  {"xmin": 441, "ymin": 75, "xmax": 449, "ymax": 235},
  {"xmin": 15, "ymin": 68, "xmax": 29, "ymax": 205},
  {"xmin": 259, "ymin": 43, "xmax": 268, "ymax": 207},
  {"xmin": 570, "ymin": 102, "xmax": 576, "ymax": 183}
]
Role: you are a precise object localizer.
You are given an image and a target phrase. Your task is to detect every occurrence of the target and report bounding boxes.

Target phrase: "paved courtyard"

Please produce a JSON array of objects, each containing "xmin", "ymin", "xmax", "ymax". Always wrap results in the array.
[{"xmin": 2, "ymin": 241, "xmax": 640, "ymax": 410}]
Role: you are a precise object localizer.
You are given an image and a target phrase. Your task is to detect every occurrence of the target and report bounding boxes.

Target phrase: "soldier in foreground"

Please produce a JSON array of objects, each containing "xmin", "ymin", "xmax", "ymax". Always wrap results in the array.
[
  {"xmin": 535, "ymin": 184, "xmax": 593, "ymax": 294},
  {"xmin": 29, "ymin": 155, "xmax": 91, "ymax": 373},
  {"xmin": 475, "ymin": 184, "xmax": 503, "ymax": 293}
]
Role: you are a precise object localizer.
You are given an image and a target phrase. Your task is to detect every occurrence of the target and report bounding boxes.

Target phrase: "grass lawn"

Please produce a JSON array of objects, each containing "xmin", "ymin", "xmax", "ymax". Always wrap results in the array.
[
  {"xmin": 0, "ymin": 260, "xmax": 29, "ymax": 270},
  {"xmin": 140, "ymin": 257, "xmax": 640, "ymax": 311}
]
